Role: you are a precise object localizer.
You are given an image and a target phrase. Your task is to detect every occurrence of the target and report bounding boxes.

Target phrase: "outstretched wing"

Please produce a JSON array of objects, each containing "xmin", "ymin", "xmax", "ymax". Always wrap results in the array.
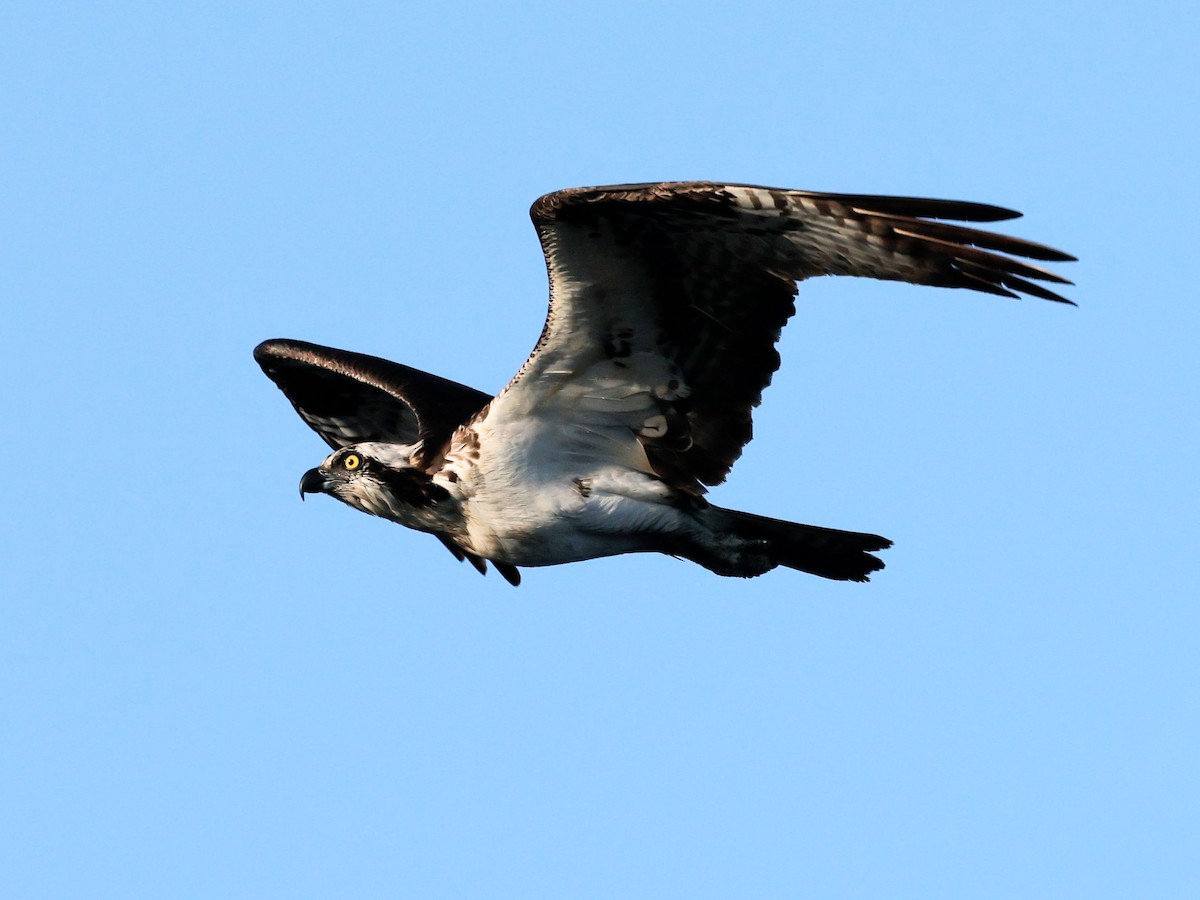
[
  {"xmin": 254, "ymin": 339, "xmax": 492, "ymax": 467},
  {"xmin": 490, "ymin": 181, "xmax": 1074, "ymax": 494}
]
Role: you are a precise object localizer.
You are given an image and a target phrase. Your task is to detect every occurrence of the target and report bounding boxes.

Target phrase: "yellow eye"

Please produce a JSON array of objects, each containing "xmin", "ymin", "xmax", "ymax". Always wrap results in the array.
[{"xmin": 342, "ymin": 453, "xmax": 361, "ymax": 471}]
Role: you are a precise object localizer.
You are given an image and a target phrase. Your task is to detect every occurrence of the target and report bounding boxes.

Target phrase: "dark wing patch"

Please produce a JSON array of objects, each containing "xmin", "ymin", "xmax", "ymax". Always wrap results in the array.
[
  {"xmin": 436, "ymin": 535, "xmax": 492, "ymax": 576},
  {"xmin": 526, "ymin": 182, "xmax": 1074, "ymax": 493},
  {"xmin": 254, "ymin": 339, "xmax": 492, "ymax": 465},
  {"xmin": 493, "ymin": 561, "xmax": 522, "ymax": 586}
]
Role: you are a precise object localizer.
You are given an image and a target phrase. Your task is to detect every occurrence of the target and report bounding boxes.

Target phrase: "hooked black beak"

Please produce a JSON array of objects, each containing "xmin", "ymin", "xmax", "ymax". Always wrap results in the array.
[{"xmin": 299, "ymin": 468, "xmax": 327, "ymax": 500}]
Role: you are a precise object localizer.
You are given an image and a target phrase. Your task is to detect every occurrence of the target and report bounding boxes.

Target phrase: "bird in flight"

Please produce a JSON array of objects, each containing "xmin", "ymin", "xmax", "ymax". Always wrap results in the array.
[{"xmin": 256, "ymin": 182, "xmax": 1073, "ymax": 586}]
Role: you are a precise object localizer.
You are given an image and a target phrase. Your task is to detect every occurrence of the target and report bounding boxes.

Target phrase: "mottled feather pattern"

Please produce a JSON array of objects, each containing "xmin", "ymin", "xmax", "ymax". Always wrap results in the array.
[
  {"xmin": 520, "ymin": 182, "xmax": 1073, "ymax": 493},
  {"xmin": 258, "ymin": 182, "xmax": 1072, "ymax": 585}
]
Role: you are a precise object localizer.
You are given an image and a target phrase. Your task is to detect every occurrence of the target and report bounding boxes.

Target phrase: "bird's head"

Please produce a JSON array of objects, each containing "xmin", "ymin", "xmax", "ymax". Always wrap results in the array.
[{"xmin": 298, "ymin": 442, "xmax": 449, "ymax": 522}]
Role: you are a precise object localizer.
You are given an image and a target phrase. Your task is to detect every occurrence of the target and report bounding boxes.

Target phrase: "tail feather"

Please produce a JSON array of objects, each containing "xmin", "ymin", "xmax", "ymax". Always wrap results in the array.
[{"xmin": 708, "ymin": 506, "xmax": 892, "ymax": 582}]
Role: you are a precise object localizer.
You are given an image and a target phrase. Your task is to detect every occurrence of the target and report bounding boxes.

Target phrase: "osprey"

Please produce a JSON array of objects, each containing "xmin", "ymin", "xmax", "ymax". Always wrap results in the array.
[{"xmin": 256, "ymin": 182, "xmax": 1073, "ymax": 586}]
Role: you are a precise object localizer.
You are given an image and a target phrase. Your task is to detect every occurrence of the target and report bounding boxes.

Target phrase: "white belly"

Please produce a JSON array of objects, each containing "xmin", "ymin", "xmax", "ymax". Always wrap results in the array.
[
  {"xmin": 440, "ymin": 403, "xmax": 696, "ymax": 567},
  {"xmin": 457, "ymin": 466, "xmax": 689, "ymax": 567}
]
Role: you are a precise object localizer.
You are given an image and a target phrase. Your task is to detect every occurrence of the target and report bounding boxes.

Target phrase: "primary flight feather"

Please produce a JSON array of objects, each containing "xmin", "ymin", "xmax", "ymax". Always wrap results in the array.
[{"xmin": 256, "ymin": 181, "xmax": 1074, "ymax": 586}]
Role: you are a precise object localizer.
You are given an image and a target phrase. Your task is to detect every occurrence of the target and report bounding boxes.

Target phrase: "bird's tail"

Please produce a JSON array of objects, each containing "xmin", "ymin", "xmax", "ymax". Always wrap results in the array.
[{"xmin": 703, "ymin": 506, "xmax": 892, "ymax": 582}]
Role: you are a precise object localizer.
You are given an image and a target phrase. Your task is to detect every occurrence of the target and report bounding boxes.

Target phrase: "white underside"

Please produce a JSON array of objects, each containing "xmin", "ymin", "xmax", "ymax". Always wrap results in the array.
[
  {"xmin": 439, "ymin": 367, "xmax": 700, "ymax": 567},
  {"xmin": 454, "ymin": 462, "xmax": 690, "ymax": 567}
]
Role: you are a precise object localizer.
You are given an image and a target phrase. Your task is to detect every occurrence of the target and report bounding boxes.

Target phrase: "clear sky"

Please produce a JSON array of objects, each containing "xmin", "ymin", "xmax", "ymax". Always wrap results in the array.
[{"xmin": 2, "ymin": 2, "xmax": 1196, "ymax": 897}]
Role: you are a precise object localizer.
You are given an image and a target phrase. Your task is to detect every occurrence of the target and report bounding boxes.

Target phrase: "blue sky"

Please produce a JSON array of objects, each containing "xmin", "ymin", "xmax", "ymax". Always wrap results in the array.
[{"xmin": 2, "ymin": 2, "xmax": 1196, "ymax": 897}]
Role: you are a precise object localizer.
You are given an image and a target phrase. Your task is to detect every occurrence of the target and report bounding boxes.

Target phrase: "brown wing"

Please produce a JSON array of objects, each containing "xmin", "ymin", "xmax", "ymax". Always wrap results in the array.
[
  {"xmin": 510, "ymin": 181, "xmax": 1074, "ymax": 493},
  {"xmin": 254, "ymin": 338, "xmax": 492, "ymax": 467}
]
